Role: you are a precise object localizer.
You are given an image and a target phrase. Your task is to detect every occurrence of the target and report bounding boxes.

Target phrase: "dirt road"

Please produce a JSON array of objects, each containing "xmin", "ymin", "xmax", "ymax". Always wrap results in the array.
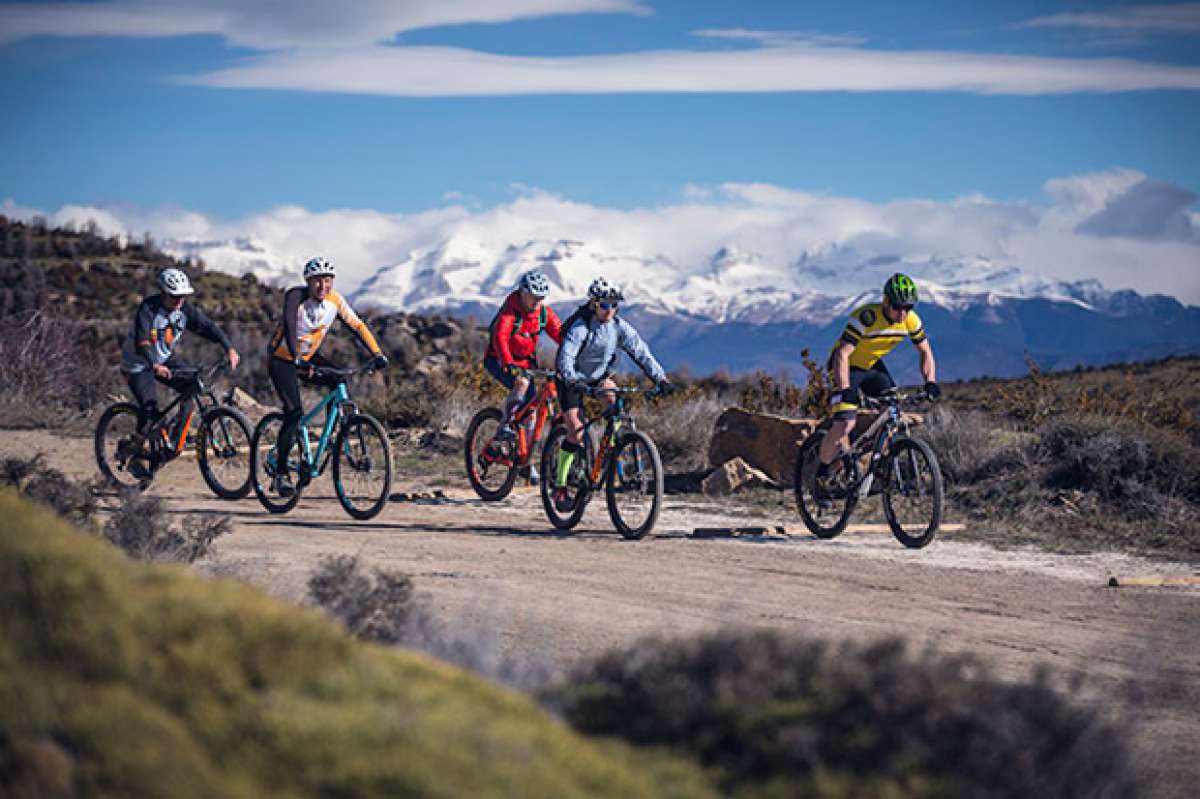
[{"xmin": 6, "ymin": 429, "xmax": 1200, "ymax": 794}]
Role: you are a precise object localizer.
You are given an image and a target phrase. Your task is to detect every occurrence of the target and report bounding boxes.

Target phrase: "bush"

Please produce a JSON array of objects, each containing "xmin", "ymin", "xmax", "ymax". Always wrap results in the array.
[
  {"xmin": 637, "ymin": 390, "xmax": 725, "ymax": 472},
  {"xmin": 550, "ymin": 628, "xmax": 1135, "ymax": 798},
  {"xmin": 1, "ymin": 453, "xmax": 98, "ymax": 525},
  {"xmin": 1039, "ymin": 415, "xmax": 1200, "ymax": 507},
  {"xmin": 919, "ymin": 406, "xmax": 1028, "ymax": 485},
  {"xmin": 307, "ymin": 555, "xmax": 416, "ymax": 645},
  {"xmin": 101, "ymin": 493, "xmax": 230, "ymax": 563}
]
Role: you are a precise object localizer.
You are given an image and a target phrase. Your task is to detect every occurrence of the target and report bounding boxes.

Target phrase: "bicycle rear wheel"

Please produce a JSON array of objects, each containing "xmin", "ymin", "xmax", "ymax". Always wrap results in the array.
[
  {"xmin": 539, "ymin": 425, "xmax": 592, "ymax": 531},
  {"xmin": 794, "ymin": 429, "xmax": 857, "ymax": 539},
  {"xmin": 95, "ymin": 402, "xmax": 152, "ymax": 491},
  {"xmin": 464, "ymin": 407, "xmax": 518, "ymax": 501},
  {"xmin": 605, "ymin": 430, "xmax": 664, "ymax": 540},
  {"xmin": 250, "ymin": 412, "xmax": 303, "ymax": 514},
  {"xmin": 882, "ymin": 437, "xmax": 943, "ymax": 549},
  {"xmin": 197, "ymin": 405, "xmax": 253, "ymax": 499},
  {"xmin": 333, "ymin": 413, "xmax": 392, "ymax": 520}
]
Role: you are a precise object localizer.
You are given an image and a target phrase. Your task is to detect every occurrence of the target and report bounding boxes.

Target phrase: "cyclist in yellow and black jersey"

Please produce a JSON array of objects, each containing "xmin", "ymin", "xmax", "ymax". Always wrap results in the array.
[{"xmin": 818, "ymin": 273, "xmax": 939, "ymax": 475}]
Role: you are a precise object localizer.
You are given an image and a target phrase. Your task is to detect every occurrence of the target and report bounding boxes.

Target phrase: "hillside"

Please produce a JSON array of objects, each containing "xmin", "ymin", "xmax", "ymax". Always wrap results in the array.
[{"xmin": 0, "ymin": 488, "xmax": 714, "ymax": 798}]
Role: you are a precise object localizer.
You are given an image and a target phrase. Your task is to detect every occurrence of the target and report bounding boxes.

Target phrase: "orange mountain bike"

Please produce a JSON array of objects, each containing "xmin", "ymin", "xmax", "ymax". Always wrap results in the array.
[{"xmin": 464, "ymin": 368, "xmax": 560, "ymax": 501}]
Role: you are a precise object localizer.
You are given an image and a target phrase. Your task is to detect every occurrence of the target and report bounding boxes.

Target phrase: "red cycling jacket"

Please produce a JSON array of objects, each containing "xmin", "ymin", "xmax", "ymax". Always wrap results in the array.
[{"xmin": 486, "ymin": 291, "xmax": 563, "ymax": 368}]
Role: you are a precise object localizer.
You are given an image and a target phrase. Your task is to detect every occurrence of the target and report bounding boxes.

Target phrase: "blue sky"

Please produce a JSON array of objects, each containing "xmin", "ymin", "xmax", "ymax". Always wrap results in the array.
[
  {"xmin": 0, "ymin": 1, "xmax": 1198, "ymax": 305},
  {"xmin": 2, "ymin": 0, "xmax": 1199, "ymax": 216}
]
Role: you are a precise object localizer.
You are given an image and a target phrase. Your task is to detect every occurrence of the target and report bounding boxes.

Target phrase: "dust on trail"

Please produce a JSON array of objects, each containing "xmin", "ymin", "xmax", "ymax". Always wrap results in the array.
[{"xmin": 6, "ymin": 429, "xmax": 1200, "ymax": 796}]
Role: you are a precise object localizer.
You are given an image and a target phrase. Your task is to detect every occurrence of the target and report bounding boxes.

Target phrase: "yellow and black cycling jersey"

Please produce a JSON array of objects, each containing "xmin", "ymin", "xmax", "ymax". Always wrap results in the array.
[{"xmin": 830, "ymin": 302, "xmax": 927, "ymax": 370}]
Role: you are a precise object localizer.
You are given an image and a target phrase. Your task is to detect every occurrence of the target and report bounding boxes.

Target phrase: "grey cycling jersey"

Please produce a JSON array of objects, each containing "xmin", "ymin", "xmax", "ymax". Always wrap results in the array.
[
  {"xmin": 555, "ymin": 314, "xmax": 666, "ymax": 384},
  {"xmin": 120, "ymin": 294, "xmax": 232, "ymax": 373}
]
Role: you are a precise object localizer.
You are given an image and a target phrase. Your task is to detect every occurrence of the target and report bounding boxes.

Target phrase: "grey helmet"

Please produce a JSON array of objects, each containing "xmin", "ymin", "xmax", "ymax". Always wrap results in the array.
[
  {"xmin": 303, "ymin": 256, "xmax": 336, "ymax": 278},
  {"xmin": 587, "ymin": 277, "xmax": 623, "ymax": 302},
  {"xmin": 157, "ymin": 267, "xmax": 194, "ymax": 296},
  {"xmin": 519, "ymin": 270, "xmax": 551, "ymax": 297}
]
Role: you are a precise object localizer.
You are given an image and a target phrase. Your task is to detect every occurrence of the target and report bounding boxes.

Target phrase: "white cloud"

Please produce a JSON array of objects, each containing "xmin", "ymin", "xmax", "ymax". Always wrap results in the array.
[
  {"xmin": 0, "ymin": 1, "xmax": 651, "ymax": 48},
  {"xmin": 6, "ymin": 170, "xmax": 1199, "ymax": 304},
  {"xmin": 182, "ymin": 41, "xmax": 1200, "ymax": 96},
  {"xmin": 1021, "ymin": 3, "xmax": 1200, "ymax": 35},
  {"xmin": 4, "ymin": 2, "xmax": 1200, "ymax": 96}
]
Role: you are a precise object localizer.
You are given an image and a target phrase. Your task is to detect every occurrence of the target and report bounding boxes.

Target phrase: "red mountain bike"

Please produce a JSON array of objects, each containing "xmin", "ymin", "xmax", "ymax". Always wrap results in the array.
[{"xmin": 464, "ymin": 368, "xmax": 559, "ymax": 501}]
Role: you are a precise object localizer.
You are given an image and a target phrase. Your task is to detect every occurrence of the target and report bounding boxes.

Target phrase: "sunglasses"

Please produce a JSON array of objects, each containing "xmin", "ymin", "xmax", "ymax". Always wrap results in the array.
[{"xmin": 597, "ymin": 302, "xmax": 619, "ymax": 310}]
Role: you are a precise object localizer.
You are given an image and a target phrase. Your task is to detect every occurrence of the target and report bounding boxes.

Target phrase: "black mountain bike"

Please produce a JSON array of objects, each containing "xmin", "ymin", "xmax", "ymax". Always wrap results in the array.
[
  {"xmin": 540, "ymin": 385, "xmax": 665, "ymax": 539},
  {"xmin": 95, "ymin": 361, "xmax": 253, "ymax": 498},
  {"xmin": 794, "ymin": 388, "xmax": 944, "ymax": 548}
]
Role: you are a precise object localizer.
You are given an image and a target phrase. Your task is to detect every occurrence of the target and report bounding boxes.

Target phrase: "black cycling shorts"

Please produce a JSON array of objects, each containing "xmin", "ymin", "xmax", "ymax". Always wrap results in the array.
[{"xmin": 831, "ymin": 361, "xmax": 895, "ymax": 420}]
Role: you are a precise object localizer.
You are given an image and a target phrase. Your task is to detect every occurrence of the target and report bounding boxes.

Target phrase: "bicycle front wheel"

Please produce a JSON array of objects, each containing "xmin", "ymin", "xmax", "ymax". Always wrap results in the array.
[
  {"xmin": 250, "ymin": 412, "xmax": 303, "ymax": 514},
  {"xmin": 197, "ymin": 405, "xmax": 253, "ymax": 499},
  {"xmin": 604, "ymin": 431, "xmax": 664, "ymax": 540},
  {"xmin": 794, "ymin": 429, "xmax": 857, "ymax": 539},
  {"xmin": 539, "ymin": 425, "xmax": 592, "ymax": 531},
  {"xmin": 95, "ymin": 402, "xmax": 152, "ymax": 491},
  {"xmin": 333, "ymin": 413, "xmax": 392, "ymax": 520},
  {"xmin": 464, "ymin": 407, "xmax": 518, "ymax": 501},
  {"xmin": 882, "ymin": 437, "xmax": 944, "ymax": 549}
]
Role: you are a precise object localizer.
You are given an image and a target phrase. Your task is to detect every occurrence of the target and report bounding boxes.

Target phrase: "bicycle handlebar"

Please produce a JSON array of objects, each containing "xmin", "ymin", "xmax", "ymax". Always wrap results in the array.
[
  {"xmin": 584, "ymin": 385, "xmax": 664, "ymax": 399},
  {"xmin": 169, "ymin": 360, "xmax": 229, "ymax": 382},
  {"xmin": 305, "ymin": 363, "xmax": 381, "ymax": 382},
  {"xmin": 858, "ymin": 388, "xmax": 932, "ymax": 410}
]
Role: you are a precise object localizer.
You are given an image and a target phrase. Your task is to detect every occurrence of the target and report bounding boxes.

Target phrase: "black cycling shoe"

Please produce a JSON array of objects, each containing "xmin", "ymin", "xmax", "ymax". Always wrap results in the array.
[{"xmin": 553, "ymin": 487, "xmax": 576, "ymax": 513}]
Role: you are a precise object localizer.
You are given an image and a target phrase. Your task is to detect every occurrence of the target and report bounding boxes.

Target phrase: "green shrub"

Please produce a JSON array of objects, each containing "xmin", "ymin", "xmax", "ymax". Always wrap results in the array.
[{"xmin": 550, "ymin": 629, "xmax": 1135, "ymax": 799}]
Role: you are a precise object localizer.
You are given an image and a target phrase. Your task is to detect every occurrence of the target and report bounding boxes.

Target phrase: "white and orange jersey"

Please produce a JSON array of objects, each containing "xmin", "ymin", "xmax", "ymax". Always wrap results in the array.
[{"xmin": 270, "ymin": 286, "xmax": 381, "ymax": 362}]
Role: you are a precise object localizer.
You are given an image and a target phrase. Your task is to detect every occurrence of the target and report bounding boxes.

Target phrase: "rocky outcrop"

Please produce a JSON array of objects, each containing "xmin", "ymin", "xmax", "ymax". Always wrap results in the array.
[
  {"xmin": 701, "ymin": 457, "xmax": 775, "ymax": 495},
  {"xmin": 708, "ymin": 408, "xmax": 817, "ymax": 485}
]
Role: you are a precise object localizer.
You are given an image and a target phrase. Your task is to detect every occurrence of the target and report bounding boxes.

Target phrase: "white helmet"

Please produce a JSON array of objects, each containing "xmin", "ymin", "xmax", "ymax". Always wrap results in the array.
[
  {"xmin": 587, "ymin": 277, "xmax": 623, "ymax": 302},
  {"xmin": 303, "ymin": 256, "xmax": 336, "ymax": 279},
  {"xmin": 157, "ymin": 268, "xmax": 194, "ymax": 296},
  {"xmin": 519, "ymin": 270, "xmax": 550, "ymax": 297}
]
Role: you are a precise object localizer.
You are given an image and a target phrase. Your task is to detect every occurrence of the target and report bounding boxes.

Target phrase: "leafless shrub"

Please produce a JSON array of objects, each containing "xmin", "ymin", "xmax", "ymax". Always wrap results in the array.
[
  {"xmin": 919, "ymin": 406, "xmax": 1027, "ymax": 485},
  {"xmin": 549, "ymin": 628, "xmax": 1135, "ymax": 798},
  {"xmin": 2, "ymin": 452, "xmax": 98, "ymax": 525},
  {"xmin": 101, "ymin": 493, "xmax": 230, "ymax": 563},
  {"xmin": 0, "ymin": 309, "xmax": 120, "ymax": 426},
  {"xmin": 307, "ymin": 555, "xmax": 416, "ymax": 645},
  {"xmin": 637, "ymin": 391, "xmax": 726, "ymax": 472}
]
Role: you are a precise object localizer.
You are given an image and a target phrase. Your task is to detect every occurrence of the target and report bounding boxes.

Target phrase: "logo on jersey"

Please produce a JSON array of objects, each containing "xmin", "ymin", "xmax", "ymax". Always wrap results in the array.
[{"xmin": 858, "ymin": 308, "xmax": 877, "ymax": 326}]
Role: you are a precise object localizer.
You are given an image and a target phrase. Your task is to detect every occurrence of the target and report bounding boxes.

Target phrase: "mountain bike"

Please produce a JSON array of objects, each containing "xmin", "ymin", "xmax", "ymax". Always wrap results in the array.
[
  {"xmin": 94, "ymin": 361, "xmax": 253, "ymax": 498},
  {"xmin": 249, "ymin": 363, "xmax": 392, "ymax": 520},
  {"xmin": 794, "ymin": 388, "xmax": 943, "ymax": 548},
  {"xmin": 464, "ymin": 368, "xmax": 559, "ymax": 501},
  {"xmin": 540, "ymin": 385, "xmax": 665, "ymax": 539}
]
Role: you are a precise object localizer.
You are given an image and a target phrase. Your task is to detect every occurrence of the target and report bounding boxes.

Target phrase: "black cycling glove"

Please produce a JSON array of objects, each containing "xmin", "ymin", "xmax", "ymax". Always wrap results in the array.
[
  {"xmin": 924, "ymin": 381, "xmax": 941, "ymax": 400},
  {"xmin": 656, "ymin": 381, "xmax": 676, "ymax": 397},
  {"xmin": 372, "ymin": 354, "xmax": 390, "ymax": 371}
]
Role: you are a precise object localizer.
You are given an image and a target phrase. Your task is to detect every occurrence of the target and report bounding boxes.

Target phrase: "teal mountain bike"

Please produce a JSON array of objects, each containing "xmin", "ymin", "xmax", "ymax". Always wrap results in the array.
[{"xmin": 250, "ymin": 364, "xmax": 392, "ymax": 520}]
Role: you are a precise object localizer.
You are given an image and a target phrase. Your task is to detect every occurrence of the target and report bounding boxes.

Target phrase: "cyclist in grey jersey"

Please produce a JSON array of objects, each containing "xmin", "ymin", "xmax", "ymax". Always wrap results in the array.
[
  {"xmin": 551, "ymin": 277, "xmax": 672, "ymax": 511},
  {"xmin": 120, "ymin": 268, "xmax": 239, "ymax": 433}
]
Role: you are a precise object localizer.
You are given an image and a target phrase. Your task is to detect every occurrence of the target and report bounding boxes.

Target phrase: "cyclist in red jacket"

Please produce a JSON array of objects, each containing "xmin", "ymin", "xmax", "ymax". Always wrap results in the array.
[{"xmin": 484, "ymin": 271, "xmax": 564, "ymax": 450}]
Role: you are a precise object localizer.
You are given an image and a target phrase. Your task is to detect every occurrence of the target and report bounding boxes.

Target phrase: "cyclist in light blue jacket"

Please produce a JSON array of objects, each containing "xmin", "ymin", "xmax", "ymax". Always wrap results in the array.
[{"xmin": 551, "ymin": 277, "xmax": 673, "ymax": 510}]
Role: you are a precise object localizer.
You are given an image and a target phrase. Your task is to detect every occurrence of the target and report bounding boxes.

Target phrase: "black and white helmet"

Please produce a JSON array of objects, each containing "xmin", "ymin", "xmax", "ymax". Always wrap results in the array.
[
  {"xmin": 303, "ymin": 256, "xmax": 336, "ymax": 279},
  {"xmin": 587, "ymin": 277, "xmax": 623, "ymax": 302},
  {"xmin": 157, "ymin": 267, "xmax": 194, "ymax": 296},
  {"xmin": 519, "ymin": 270, "xmax": 551, "ymax": 297}
]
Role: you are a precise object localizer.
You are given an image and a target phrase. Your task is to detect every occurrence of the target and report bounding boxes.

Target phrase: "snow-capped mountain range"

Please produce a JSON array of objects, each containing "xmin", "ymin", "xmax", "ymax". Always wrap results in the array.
[
  {"xmin": 165, "ymin": 234, "xmax": 1200, "ymax": 378},
  {"xmin": 345, "ymin": 235, "xmax": 1137, "ymax": 324}
]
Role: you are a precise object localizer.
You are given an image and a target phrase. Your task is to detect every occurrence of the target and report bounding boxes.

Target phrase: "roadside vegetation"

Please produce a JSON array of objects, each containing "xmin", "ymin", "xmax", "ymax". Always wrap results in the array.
[{"xmin": 4, "ymin": 486, "xmax": 1140, "ymax": 798}]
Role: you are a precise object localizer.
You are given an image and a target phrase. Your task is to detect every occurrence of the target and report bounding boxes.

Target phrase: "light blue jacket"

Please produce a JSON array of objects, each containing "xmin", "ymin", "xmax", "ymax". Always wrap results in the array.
[{"xmin": 556, "ymin": 314, "xmax": 666, "ymax": 384}]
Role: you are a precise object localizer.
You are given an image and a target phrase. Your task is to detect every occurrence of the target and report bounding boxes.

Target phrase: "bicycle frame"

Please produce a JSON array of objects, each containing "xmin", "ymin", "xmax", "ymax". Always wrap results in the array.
[
  {"xmin": 577, "ymin": 391, "xmax": 641, "ymax": 487},
  {"xmin": 292, "ymin": 381, "xmax": 354, "ymax": 480},
  {"xmin": 509, "ymin": 377, "xmax": 558, "ymax": 465},
  {"xmin": 145, "ymin": 364, "xmax": 227, "ymax": 456},
  {"xmin": 840, "ymin": 393, "xmax": 918, "ymax": 498}
]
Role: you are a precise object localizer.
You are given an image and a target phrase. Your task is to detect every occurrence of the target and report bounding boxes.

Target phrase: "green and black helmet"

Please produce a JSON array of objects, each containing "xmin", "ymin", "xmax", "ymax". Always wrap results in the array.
[{"xmin": 883, "ymin": 273, "xmax": 919, "ymax": 307}]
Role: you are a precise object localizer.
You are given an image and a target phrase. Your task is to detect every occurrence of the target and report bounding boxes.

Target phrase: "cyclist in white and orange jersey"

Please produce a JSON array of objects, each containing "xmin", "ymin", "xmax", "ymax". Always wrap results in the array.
[{"xmin": 266, "ymin": 256, "xmax": 388, "ymax": 496}]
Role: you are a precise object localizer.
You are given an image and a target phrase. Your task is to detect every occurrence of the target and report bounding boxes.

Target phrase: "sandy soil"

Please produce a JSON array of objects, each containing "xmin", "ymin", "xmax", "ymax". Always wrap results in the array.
[{"xmin": 5, "ymin": 428, "xmax": 1199, "ymax": 795}]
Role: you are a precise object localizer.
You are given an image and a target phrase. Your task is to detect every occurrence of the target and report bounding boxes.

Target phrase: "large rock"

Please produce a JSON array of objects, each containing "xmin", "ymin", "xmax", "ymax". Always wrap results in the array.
[
  {"xmin": 701, "ymin": 457, "xmax": 775, "ymax": 496},
  {"xmin": 228, "ymin": 387, "xmax": 270, "ymax": 424},
  {"xmin": 708, "ymin": 408, "xmax": 817, "ymax": 485},
  {"xmin": 709, "ymin": 407, "xmax": 927, "ymax": 485}
]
